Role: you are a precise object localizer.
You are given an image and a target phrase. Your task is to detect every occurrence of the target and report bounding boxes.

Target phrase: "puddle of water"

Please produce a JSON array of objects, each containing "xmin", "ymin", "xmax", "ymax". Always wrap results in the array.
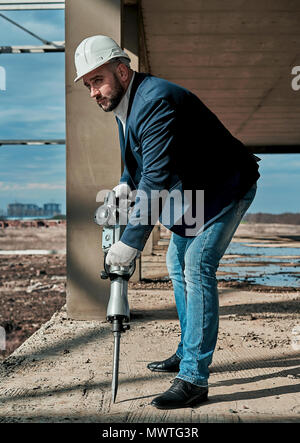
[
  {"xmin": 218, "ymin": 264, "xmax": 299, "ymax": 287},
  {"xmin": 225, "ymin": 242, "xmax": 300, "ymax": 257},
  {"xmin": 219, "ymin": 242, "xmax": 300, "ymax": 288},
  {"xmin": 222, "ymin": 256, "xmax": 300, "ymax": 264}
]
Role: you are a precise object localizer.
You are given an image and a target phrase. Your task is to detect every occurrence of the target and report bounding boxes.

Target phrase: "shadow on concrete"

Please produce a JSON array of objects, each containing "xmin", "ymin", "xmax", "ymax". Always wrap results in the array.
[
  {"xmin": 206, "ymin": 382, "xmax": 300, "ymax": 406},
  {"xmin": 130, "ymin": 297, "xmax": 299, "ymax": 322},
  {"xmin": 1, "ymin": 318, "xmax": 111, "ymax": 372},
  {"xmin": 211, "ymin": 353, "xmax": 300, "ymax": 375},
  {"xmin": 209, "ymin": 354, "xmax": 300, "ymax": 401},
  {"xmin": 1, "ymin": 351, "xmax": 299, "ymax": 408},
  {"xmin": 1, "ymin": 293, "xmax": 298, "ymax": 375},
  {"xmin": 130, "ymin": 306, "xmax": 178, "ymax": 322},
  {"xmin": 0, "ymin": 373, "xmax": 165, "ymax": 405},
  {"xmin": 219, "ymin": 298, "xmax": 299, "ymax": 317}
]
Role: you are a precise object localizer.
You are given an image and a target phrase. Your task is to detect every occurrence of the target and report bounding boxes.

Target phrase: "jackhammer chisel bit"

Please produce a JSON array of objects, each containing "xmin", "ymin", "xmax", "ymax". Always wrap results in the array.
[
  {"xmin": 112, "ymin": 326, "xmax": 120, "ymax": 403},
  {"xmin": 94, "ymin": 190, "xmax": 137, "ymax": 403}
]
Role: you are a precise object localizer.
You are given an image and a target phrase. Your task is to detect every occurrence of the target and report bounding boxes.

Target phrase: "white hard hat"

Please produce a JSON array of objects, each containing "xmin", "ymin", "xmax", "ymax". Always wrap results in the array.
[{"xmin": 74, "ymin": 35, "xmax": 131, "ymax": 82}]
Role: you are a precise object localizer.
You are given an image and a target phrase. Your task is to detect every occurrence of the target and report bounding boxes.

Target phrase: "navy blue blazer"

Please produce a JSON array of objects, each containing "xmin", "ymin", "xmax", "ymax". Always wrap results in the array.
[{"xmin": 116, "ymin": 72, "xmax": 260, "ymax": 251}]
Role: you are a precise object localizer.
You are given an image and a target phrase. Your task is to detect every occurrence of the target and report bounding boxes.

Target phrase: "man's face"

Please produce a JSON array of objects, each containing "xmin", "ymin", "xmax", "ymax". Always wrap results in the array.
[{"xmin": 83, "ymin": 63, "xmax": 125, "ymax": 112}]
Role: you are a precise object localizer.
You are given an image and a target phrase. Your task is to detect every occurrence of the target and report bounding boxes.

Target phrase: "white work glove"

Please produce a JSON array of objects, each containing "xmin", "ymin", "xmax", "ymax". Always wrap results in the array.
[
  {"xmin": 113, "ymin": 183, "xmax": 132, "ymax": 202},
  {"xmin": 106, "ymin": 240, "xmax": 138, "ymax": 267}
]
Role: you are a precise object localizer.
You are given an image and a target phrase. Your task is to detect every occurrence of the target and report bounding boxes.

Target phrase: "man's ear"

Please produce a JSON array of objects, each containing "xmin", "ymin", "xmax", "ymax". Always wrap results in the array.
[{"xmin": 116, "ymin": 63, "xmax": 129, "ymax": 82}]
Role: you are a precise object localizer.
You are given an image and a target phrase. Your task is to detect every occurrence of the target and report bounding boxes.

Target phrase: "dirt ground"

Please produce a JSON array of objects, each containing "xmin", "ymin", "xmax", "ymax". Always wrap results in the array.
[
  {"xmin": 0, "ymin": 254, "xmax": 66, "ymax": 358},
  {"xmin": 0, "ymin": 225, "xmax": 66, "ymax": 359}
]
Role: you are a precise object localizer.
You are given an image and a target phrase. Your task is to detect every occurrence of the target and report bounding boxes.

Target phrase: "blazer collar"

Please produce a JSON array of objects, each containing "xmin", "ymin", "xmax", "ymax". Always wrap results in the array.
[
  {"xmin": 124, "ymin": 72, "xmax": 149, "ymax": 146},
  {"xmin": 126, "ymin": 71, "xmax": 148, "ymax": 120},
  {"xmin": 116, "ymin": 116, "xmax": 125, "ymax": 152}
]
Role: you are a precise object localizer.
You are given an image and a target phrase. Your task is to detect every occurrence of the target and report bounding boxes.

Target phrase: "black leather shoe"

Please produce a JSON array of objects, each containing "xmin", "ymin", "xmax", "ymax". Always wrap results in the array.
[
  {"xmin": 151, "ymin": 378, "xmax": 208, "ymax": 410},
  {"xmin": 147, "ymin": 353, "xmax": 181, "ymax": 373}
]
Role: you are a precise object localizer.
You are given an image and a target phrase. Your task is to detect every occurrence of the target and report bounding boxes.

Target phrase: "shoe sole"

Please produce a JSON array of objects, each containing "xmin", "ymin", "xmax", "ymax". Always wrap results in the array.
[
  {"xmin": 151, "ymin": 393, "xmax": 208, "ymax": 410},
  {"xmin": 147, "ymin": 366, "xmax": 180, "ymax": 373}
]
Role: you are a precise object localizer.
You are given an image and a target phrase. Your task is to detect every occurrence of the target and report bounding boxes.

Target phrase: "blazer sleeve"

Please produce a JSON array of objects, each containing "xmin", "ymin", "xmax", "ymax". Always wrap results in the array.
[
  {"xmin": 120, "ymin": 164, "xmax": 135, "ymax": 190},
  {"xmin": 120, "ymin": 98, "xmax": 177, "ymax": 251}
]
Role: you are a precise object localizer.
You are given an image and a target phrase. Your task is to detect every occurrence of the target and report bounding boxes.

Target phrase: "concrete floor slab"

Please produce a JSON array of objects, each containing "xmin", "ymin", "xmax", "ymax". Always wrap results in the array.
[{"xmin": 0, "ymin": 289, "xmax": 299, "ymax": 423}]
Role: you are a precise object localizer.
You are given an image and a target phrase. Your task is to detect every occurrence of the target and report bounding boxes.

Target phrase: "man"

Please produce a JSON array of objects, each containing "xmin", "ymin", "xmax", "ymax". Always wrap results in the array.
[{"xmin": 74, "ymin": 35, "xmax": 260, "ymax": 409}]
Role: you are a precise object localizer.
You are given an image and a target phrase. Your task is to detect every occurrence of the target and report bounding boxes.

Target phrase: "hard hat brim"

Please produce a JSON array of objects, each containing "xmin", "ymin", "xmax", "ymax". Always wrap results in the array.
[
  {"xmin": 74, "ymin": 59, "xmax": 108, "ymax": 82},
  {"xmin": 74, "ymin": 55, "xmax": 130, "ymax": 83}
]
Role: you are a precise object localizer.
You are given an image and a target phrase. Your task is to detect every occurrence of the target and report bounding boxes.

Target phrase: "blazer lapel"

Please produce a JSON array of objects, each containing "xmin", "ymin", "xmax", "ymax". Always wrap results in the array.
[
  {"xmin": 116, "ymin": 116, "xmax": 125, "ymax": 158},
  {"xmin": 124, "ymin": 72, "xmax": 149, "ymax": 150}
]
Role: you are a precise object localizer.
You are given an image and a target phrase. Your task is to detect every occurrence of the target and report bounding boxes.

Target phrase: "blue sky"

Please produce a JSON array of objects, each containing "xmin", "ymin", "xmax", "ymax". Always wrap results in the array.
[
  {"xmin": 0, "ymin": 9, "xmax": 299, "ymax": 215},
  {"xmin": 251, "ymin": 153, "xmax": 300, "ymax": 213},
  {"xmin": 0, "ymin": 9, "xmax": 65, "ymax": 214}
]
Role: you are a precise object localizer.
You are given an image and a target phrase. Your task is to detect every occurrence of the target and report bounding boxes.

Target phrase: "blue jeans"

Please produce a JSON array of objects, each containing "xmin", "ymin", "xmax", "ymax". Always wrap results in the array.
[{"xmin": 166, "ymin": 184, "xmax": 257, "ymax": 386}]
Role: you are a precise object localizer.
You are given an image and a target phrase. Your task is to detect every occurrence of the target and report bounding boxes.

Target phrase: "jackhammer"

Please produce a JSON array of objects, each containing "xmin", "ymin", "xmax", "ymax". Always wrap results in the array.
[{"xmin": 94, "ymin": 190, "xmax": 137, "ymax": 403}]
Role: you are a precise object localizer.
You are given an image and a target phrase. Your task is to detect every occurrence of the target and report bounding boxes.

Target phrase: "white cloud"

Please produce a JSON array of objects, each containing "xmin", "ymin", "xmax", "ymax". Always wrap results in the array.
[
  {"xmin": 27, "ymin": 183, "xmax": 65, "ymax": 190},
  {"xmin": 0, "ymin": 181, "xmax": 65, "ymax": 191},
  {"xmin": 0, "ymin": 106, "xmax": 64, "ymax": 123}
]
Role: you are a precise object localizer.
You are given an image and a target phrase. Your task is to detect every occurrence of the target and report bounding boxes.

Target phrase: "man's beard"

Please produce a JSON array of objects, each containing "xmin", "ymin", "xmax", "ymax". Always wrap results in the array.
[{"xmin": 97, "ymin": 74, "xmax": 125, "ymax": 112}]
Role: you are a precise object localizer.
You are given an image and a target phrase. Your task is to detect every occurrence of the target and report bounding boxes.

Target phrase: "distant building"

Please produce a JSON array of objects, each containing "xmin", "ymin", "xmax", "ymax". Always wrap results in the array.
[
  {"xmin": 43, "ymin": 203, "xmax": 61, "ymax": 217},
  {"xmin": 7, "ymin": 203, "xmax": 61, "ymax": 218},
  {"xmin": 7, "ymin": 203, "xmax": 27, "ymax": 217}
]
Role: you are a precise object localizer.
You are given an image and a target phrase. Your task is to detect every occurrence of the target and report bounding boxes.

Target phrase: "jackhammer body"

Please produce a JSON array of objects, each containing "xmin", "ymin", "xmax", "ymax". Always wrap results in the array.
[{"xmin": 94, "ymin": 190, "xmax": 136, "ymax": 403}]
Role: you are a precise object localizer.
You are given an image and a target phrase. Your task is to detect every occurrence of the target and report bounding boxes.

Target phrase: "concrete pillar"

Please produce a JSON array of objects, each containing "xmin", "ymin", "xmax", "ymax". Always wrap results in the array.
[
  {"xmin": 123, "ymin": 3, "xmax": 139, "ymax": 72},
  {"xmin": 122, "ymin": 2, "xmax": 141, "ymax": 281},
  {"xmin": 66, "ymin": 0, "xmax": 124, "ymax": 319}
]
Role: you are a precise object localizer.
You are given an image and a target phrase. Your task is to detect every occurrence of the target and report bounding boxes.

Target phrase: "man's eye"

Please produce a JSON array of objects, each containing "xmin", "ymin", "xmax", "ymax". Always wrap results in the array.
[{"xmin": 94, "ymin": 78, "xmax": 102, "ymax": 84}]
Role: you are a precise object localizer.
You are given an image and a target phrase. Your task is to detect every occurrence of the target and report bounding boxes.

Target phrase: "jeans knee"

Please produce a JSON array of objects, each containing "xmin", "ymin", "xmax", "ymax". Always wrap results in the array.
[
  {"xmin": 166, "ymin": 248, "xmax": 172, "ymax": 269},
  {"xmin": 201, "ymin": 259, "xmax": 218, "ymax": 279},
  {"xmin": 184, "ymin": 253, "xmax": 217, "ymax": 281},
  {"xmin": 167, "ymin": 261, "xmax": 176, "ymax": 278},
  {"xmin": 166, "ymin": 249, "xmax": 180, "ymax": 278}
]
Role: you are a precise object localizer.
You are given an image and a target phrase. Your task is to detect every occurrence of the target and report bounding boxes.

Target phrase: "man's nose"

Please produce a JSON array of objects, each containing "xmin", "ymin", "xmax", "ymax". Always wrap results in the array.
[{"xmin": 90, "ymin": 86, "xmax": 100, "ymax": 99}]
